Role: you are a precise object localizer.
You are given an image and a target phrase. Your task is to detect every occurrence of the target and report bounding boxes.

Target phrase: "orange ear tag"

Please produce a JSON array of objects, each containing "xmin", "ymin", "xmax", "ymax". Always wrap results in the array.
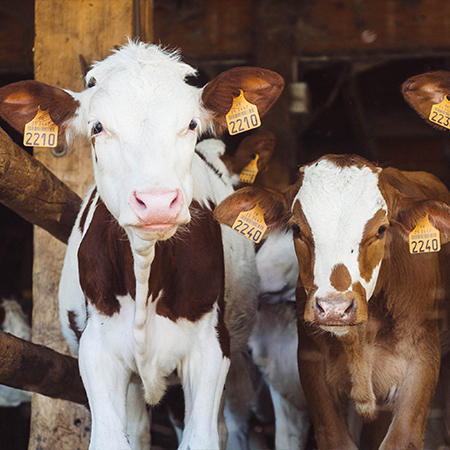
[
  {"xmin": 409, "ymin": 214, "xmax": 441, "ymax": 254},
  {"xmin": 226, "ymin": 90, "xmax": 261, "ymax": 135},
  {"xmin": 429, "ymin": 96, "xmax": 450, "ymax": 130},
  {"xmin": 23, "ymin": 106, "xmax": 59, "ymax": 148},
  {"xmin": 239, "ymin": 154, "xmax": 260, "ymax": 184},
  {"xmin": 231, "ymin": 204, "xmax": 267, "ymax": 244}
]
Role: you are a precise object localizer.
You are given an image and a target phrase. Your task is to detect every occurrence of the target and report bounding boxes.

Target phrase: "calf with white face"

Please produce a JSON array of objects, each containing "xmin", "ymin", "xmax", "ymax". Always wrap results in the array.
[
  {"xmin": 215, "ymin": 153, "xmax": 450, "ymax": 449},
  {"xmin": 0, "ymin": 42, "xmax": 283, "ymax": 450}
]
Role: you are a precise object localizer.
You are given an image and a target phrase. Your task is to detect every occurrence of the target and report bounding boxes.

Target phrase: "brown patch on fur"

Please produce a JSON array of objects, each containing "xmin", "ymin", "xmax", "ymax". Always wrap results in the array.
[
  {"xmin": 78, "ymin": 198, "xmax": 135, "ymax": 316},
  {"xmin": 79, "ymin": 188, "xmax": 97, "ymax": 234},
  {"xmin": 291, "ymin": 199, "xmax": 315, "ymax": 294},
  {"xmin": 301, "ymin": 153, "xmax": 380, "ymax": 173},
  {"xmin": 67, "ymin": 310, "xmax": 83, "ymax": 342},
  {"xmin": 330, "ymin": 264, "xmax": 351, "ymax": 292},
  {"xmin": 358, "ymin": 209, "xmax": 388, "ymax": 283},
  {"xmin": 151, "ymin": 201, "xmax": 230, "ymax": 357}
]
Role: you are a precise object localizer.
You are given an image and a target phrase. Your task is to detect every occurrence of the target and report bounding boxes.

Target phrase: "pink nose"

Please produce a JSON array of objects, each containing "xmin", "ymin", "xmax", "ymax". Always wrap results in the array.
[
  {"xmin": 313, "ymin": 295, "xmax": 357, "ymax": 326},
  {"xmin": 130, "ymin": 188, "xmax": 183, "ymax": 225}
]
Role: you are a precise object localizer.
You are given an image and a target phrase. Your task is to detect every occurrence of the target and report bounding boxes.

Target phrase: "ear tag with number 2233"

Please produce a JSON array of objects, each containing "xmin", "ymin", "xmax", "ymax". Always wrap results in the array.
[{"xmin": 429, "ymin": 96, "xmax": 450, "ymax": 130}]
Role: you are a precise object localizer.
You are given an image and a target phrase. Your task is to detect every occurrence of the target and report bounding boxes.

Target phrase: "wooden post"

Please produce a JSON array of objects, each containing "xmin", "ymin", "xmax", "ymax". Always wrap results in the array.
[{"xmin": 31, "ymin": 1, "xmax": 152, "ymax": 448}]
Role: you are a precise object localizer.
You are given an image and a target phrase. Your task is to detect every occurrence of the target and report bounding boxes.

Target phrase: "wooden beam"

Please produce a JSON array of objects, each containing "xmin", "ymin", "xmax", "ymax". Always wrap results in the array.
[
  {"xmin": 0, "ymin": 330, "xmax": 86, "ymax": 404},
  {"xmin": 0, "ymin": 125, "xmax": 80, "ymax": 244},
  {"xmin": 32, "ymin": 0, "xmax": 152, "ymax": 448}
]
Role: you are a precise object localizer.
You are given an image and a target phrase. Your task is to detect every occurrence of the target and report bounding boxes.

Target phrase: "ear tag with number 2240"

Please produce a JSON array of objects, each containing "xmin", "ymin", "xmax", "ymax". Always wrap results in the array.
[
  {"xmin": 409, "ymin": 214, "xmax": 440, "ymax": 254},
  {"xmin": 231, "ymin": 204, "xmax": 267, "ymax": 244}
]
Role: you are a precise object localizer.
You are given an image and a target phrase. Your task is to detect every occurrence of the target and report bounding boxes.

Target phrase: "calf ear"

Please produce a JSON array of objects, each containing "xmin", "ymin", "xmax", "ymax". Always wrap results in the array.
[
  {"xmin": 214, "ymin": 185, "xmax": 288, "ymax": 233},
  {"xmin": 401, "ymin": 71, "xmax": 450, "ymax": 126},
  {"xmin": 391, "ymin": 197, "xmax": 450, "ymax": 244},
  {"xmin": 0, "ymin": 80, "xmax": 79, "ymax": 137},
  {"xmin": 202, "ymin": 67, "xmax": 284, "ymax": 135},
  {"xmin": 222, "ymin": 130, "xmax": 275, "ymax": 175}
]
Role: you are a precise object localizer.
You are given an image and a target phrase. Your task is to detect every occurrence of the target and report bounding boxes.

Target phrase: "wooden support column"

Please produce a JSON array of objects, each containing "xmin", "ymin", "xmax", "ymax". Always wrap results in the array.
[{"xmin": 31, "ymin": 1, "xmax": 152, "ymax": 448}]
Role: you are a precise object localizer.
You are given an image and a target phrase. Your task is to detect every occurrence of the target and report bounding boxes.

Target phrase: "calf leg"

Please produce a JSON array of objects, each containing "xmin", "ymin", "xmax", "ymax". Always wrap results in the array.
[
  {"xmin": 380, "ymin": 357, "xmax": 439, "ymax": 449},
  {"xmin": 178, "ymin": 328, "xmax": 230, "ymax": 450},
  {"xmin": 268, "ymin": 383, "xmax": 310, "ymax": 450},
  {"xmin": 79, "ymin": 318, "xmax": 133, "ymax": 450},
  {"xmin": 126, "ymin": 378, "xmax": 151, "ymax": 450},
  {"xmin": 298, "ymin": 327, "xmax": 357, "ymax": 450}
]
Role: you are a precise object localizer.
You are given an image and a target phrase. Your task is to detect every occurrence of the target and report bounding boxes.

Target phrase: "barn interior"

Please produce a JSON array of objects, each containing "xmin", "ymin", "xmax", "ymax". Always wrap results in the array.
[{"xmin": 1, "ymin": 0, "xmax": 450, "ymax": 448}]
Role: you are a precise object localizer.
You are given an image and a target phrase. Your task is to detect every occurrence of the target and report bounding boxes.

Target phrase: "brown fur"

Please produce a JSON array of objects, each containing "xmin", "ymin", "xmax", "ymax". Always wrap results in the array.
[
  {"xmin": 0, "ymin": 80, "xmax": 79, "ymax": 139},
  {"xmin": 202, "ymin": 67, "xmax": 284, "ymax": 134},
  {"xmin": 78, "ymin": 198, "xmax": 136, "ymax": 316},
  {"xmin": 330, "ymin": 264, "xmax": 351, "ymax": 292},
  {"xmin": 221, "ymin": 130, "xmax": 275, "ymax": 176}
]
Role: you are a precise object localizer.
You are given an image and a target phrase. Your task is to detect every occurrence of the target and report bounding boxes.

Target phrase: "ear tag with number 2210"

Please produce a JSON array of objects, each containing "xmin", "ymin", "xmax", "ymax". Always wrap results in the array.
[
  {"xmin": 23, "ymin": 106, "xmax": 59, "ymax": 148},
  {"xmin": 409, "ymin": 214, "xmax": 440, "ymax": 254},
  {"xmin": 226, "ymin": 90, "xmax": 261, "ymax": 135},
  {"xmin": 231, "ymin": 204, "xmax": 267, "ymax": 244}
]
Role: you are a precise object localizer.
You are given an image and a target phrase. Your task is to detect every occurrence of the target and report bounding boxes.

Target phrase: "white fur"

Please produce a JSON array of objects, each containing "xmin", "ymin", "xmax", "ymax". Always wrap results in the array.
[
  {"xmin": 58, "ymin": 43, "xmax": 258, "ymax": 450},
  {"xmin": 296, "ymin": 159, "xmax": 387, "ymax": 301},
  {"xmin": 256, "ymin": 231, "xmax": 298, "ymax": 303}
]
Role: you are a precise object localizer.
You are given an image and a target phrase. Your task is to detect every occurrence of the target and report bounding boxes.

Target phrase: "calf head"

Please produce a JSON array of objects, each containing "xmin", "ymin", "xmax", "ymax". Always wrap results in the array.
[
  {"xmin": 0, "ymin": 41, "xmax": 283, "ymax": 250},
  {"xmin": 215, "ymin": 154, "xmax": 450, "ymax": 335},
  {"xmin": 402, "ymin": 70, "xmax": 450, "ymax": 126}
]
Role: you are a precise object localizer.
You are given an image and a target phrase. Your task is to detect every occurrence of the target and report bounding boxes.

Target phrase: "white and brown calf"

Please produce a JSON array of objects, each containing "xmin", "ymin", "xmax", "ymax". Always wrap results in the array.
[
  {"xmin": 215, "ymin": 153, "xmax": 450, "ymax": 449},
  {"xmin": 0, "ymin": 41, "xmax": 283, "ymax": 450}
]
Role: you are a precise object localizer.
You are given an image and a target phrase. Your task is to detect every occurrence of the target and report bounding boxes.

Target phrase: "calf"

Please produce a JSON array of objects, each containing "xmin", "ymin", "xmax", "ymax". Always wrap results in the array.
[
  {"xmin": 0, "ymin": 41, "xmax": 283, "ymax": 450},
  {"xmin": 215, "ymin": 153, "xmax": 450, "ymax": 449}
]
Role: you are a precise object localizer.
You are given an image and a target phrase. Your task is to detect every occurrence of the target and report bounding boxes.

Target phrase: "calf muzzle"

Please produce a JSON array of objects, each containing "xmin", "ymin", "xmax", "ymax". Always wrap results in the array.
[{"xmin": 312, "ymin": 293, "xmax": 359, "ymax": 326}]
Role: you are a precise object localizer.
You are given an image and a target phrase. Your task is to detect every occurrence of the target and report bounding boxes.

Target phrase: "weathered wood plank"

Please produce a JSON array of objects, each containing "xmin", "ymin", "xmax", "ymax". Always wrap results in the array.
[{"xmin": 31, "ymin": 0, "xmax": 144, "ymax": 448}]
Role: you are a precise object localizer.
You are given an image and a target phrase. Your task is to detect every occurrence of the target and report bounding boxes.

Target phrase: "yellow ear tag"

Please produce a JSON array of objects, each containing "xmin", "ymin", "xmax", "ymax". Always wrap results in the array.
[
  {"xmin": 23, "ymin": 106, "xmax": 59, "ymax": 148},
  {"xmin": 231, "ymin": 204, "xmax": 267, "ymax": 244},
  {"xmin": 226, "ymin": 90, "xmax": 261, "ymax": 135},
  {"xmin": 429, "ymin": 96, "xmax": 450, "ymax": 130},
  {"xmin": 409, "ymin": 214, "xmax": 441, "ymax": 254},
  {"xmin": 239, "ymin": 154, "xmax": 260, "ymax": 184}
]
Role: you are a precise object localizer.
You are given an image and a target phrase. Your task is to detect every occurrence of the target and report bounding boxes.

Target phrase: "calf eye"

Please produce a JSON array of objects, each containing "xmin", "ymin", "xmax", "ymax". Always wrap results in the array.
[
  {"xmin": 377, "ymin": 226, "xmax": 387, "ymax": 238},
  {"xmin": 188, "ymin": 119, "xmax": 198, "ymax": 131},
  {"xmin": 91, "ymin": 122, "xmax": 103, "ymax": 136},
  {"xmin": 292, "ymin": 225, "xmax": 301, "ymax": 238}
]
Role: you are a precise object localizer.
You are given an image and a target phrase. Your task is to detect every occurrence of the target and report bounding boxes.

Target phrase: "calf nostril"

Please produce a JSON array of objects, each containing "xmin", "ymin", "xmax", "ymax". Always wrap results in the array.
[
  {"xmin": 315, "ymin": 300, "xmax": 325, "ymax": 315},
  {"xmin": 135, "ymin": 195, "xmax": 146, "ymax": 207},
  {"xmin": 344, "ymin": 299, "xmax": 356, "ymax": 316}
]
